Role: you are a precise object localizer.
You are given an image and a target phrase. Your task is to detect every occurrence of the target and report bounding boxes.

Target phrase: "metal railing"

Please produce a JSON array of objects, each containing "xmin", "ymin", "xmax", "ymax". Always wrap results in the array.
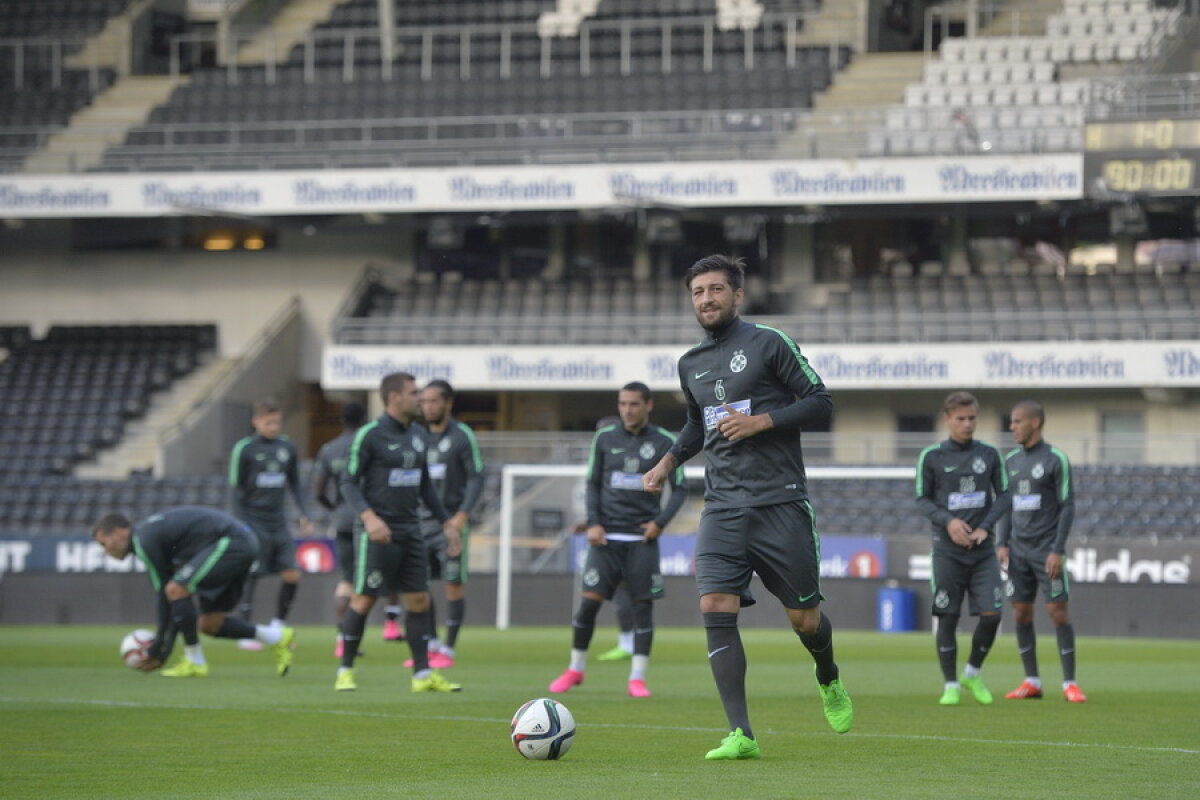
[
  {"xmin": 332, "ymin": 307, "xmax": 1200, "ymax": 347},
  {"xmin": 0, "ymin": 36, "xmax": 108, "ymax": 90}
]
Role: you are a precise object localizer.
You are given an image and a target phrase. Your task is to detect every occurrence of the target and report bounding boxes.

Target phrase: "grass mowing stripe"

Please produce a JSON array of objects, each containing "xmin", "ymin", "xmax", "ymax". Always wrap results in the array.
[{"xmin": 4, "ymin": 695, "xmax": 1196, "ymax": 756}]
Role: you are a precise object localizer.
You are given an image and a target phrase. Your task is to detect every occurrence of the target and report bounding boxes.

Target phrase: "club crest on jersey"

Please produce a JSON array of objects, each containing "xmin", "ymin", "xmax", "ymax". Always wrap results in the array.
[
  {"xmin": 366, "ymin": 570, "xmax": 383, "ymax": 589},
  {"xmin": 1032, "ymin": 463, "xmax": 1044, "ymax": 479},
  {"xmin": 438, "ymin": 437, "xmax": 452, "ymax": 453},
  {"xmin": 934, "ymin": 590, "xmax": 949, "ymax": 609},
  {"xmin": 583, "ymin": 568, "xmax": 600, "ymax": 587},
  {"xmin": 639, "ymin": 441, "xmax": 656, "ymax": 460},
  {"xmin": 730, "ymin": 349, "xmax": 747, "ymax": 373},
  {"xmin": 715, "ymin": 379, "xmax": 726, "ymax": 402},
  {"xmin": 972, "ymin": 457, "xmax": 987, "ymax": 474},
  {"xmin": 413, "ymin": 436, "xmax": 425, "ymax": 452},
  {"xmin": 277, "ymin": 447, "xmax": 289, "ymax": 462}
]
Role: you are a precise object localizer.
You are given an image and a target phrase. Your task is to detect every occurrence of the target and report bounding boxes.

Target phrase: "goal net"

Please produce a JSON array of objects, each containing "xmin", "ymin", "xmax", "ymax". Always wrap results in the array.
[{"xmin": 488, "ymin": 464, "xmax": 915, "ymax": 629}]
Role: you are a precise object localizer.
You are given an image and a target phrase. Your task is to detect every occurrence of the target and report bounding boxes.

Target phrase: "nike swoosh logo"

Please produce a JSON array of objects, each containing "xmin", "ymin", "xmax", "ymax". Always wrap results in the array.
[
  {"xmin": 694, "ymin": 370, "xmax": 712, "ymax": 379},
  {"xmin": 1009, "ymin": 469, "xmax": 1019, "ymax": 475},
  {"xmin": 387, "ymin": 443, "xmax": 402, "ymax": 450},
  {"xmin": 1018, "ymin": 647, "xmax": 1033, "ymax": 654},
  {"xmin": 798, "ymin": 591, "xmax": 817, "ymax": 603},
  {"xmin": 610, "ymin": 448, "xmax": 625, "ymax": 454},
  {"xmin": 1061, "ymin": 648, "xmax": 1074, "ymax": 655},
  {"xmin": 938, "ymin": 646, "xmax": 956, "ymax": 653},
  {"xmin": 943, "ymin": 466, "xmax": 956, "ymax": 472},
  {"xmin": 707, "ymin": 645, "xmax": 730, "ymax": 659}
]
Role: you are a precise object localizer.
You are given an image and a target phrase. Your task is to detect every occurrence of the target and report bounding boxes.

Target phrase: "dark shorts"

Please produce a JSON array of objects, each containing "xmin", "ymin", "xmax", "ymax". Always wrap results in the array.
[
  {"xmin": 581, "ymin": 538, "xmax": 664, "ymax": 602},
  {"xmin": 335, "ymin": 530, "xmax": 355, "ymax": 583},
  {"xmin": 172, "ymin": 532, "xmax": 257, "ymax": 615},
  {"xmin": 353, "ymin": 528, "xmax": 429, "ymax": 596},
  {"xmin": 421, "ymin": 519, "xmax": 469, "ymax": 585},
  {"xmin": 695, "ymin": 501, "xmax": 821, "ymax": 610},
  {"xmin": 931, "ymin": 545, "xmax": 1004, "ymax": 616},
  {"xmin": 248, "ymin": 525, "xmax": 298, "ymax": 575},
  {"xmin": 1006, "ymin": 547, "xmax": 1070, "ymax": 604}
]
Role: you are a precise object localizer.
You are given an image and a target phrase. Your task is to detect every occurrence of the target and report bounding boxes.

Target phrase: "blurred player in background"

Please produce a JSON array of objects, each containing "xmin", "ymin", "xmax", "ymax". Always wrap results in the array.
[
  {"xmin": 92, "ymin": 506, "xmax": 294, "ymax": 677},
  {"xmin": 313, "ymin": 400, "xmax": 390, "ymax": 658},
  {"xmin": 997, "ymin": 400, "xmax": 1087, "ymax": 703},
  {"xmin": 915, "ymin": 391, "xmax": 1010, "ymax": 706},
  {"xmin": 229, "ymin": 399, "xmax": 313, "ymax": 650},
  {"xmin": 401, "ymin": 379, "xmax": 486, "ymax": 669},
  {"xmin": 643, "ymin": 255, "xmax": 852, "ymax": 760},
  {"xmin": 549, "ymin": 381, "xmax": 687, "ymax": 698},
  {"xmin": 334, "ymin": 371, "xmax": 462, "ymax": 693}
]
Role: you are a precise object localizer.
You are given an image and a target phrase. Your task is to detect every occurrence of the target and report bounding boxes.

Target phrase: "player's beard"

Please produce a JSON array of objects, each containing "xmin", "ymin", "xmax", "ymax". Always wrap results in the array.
[{"xmin": 696, "ymin": 303, "xmax": 738, "ymax": 333}]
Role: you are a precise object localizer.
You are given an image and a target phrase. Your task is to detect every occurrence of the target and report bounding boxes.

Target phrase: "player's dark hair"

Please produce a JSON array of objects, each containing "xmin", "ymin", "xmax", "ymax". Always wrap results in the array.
[
  {"xmin": 425, "ymin": 379, "xmax": 454, "ymax": 402},
  {"xmin": 379, "ymin": 371, "xmax": 416, "ymax": 404},
  {"xmin": 92, "ymin": 512, "xmax": 132, "ymax": 537},
  {"xmin": 341, "ymin": 401, "xmax": 367, "ymax": 428},
  {"xmin": 685, "ymin": 254, "xmax": 745, "ymax": 292},
  {"xmin": 943, "ymin": 390, "xmax": 978, "ymax": 413},
  {"xmin": 621, "ymin": 381, "xmax": 652, "ymax": 402},
  {"xmin": 1014, "ymin": 399, "xmax": 1045, "ymax": 427},
  {"xmin": 253, "ymin": 398, "xmax": 280, "ymax": 416}
]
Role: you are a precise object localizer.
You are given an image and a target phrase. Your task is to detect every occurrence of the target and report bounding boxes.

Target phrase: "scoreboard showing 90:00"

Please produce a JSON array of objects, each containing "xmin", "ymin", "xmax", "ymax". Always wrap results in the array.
[{"xmin": 1083, "ymin": 117, "xmax": 1200, "ymax": 196}]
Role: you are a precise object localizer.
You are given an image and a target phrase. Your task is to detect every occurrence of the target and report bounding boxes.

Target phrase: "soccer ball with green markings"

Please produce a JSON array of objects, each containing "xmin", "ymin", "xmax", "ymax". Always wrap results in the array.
[
  {"xmin": 120, "ymin": 629, "xmax": 155, "ymax": 668},
  {"xmin": 511, "ymin": 698, "xmax": 575, "ymax": 760}
]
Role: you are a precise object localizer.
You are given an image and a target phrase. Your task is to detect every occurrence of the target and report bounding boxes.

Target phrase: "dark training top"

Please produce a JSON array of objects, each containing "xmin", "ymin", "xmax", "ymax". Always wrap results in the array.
[
  {"xmin": 670, "ymin": 317, "xmax": 832, "ymax": 509},
  {"xmin": 417, "ymin": 417, "xmax": 486, "ymax": 522},
  {"xmin": 130, "ymin": 505, "xmax": 257, "ymax": 658},
  {"xmin": 915, "ymin": 438, "xmax": 1010, "ymax": 549},
  {"xmin": 340, "ymin": 412, "xmax": 450, "ymax": 536},
  {"xmin": 586, "ymin": 423, "xmax": 687, "ymax": 532},
  {"xmin": 996, "ymin": 439, "xmax": 1076, "ymax": 555},
  {"xmin": 314, "ymin": 430, "xmax": 357, "ymax": 534},
  {"xmin": 227, "ymin": 434, "xmax": 309, "ymax": 532}
]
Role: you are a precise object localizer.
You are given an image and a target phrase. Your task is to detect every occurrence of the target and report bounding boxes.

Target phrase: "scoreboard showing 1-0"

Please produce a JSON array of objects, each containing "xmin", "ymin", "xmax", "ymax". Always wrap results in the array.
[{"xmin": 1083, "ymin": 118, "xmax": 1200, "ymax": 196}]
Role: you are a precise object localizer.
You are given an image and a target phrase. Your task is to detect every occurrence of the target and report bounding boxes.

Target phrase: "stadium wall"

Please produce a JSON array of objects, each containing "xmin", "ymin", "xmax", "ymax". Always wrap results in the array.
[
  {"xmin": 0, "ymin": 222, "xmax": 407, "ymax": 381},
  {"xmin": 2, "ymin": 574, "xmax": 1196, "ymax": 639}
]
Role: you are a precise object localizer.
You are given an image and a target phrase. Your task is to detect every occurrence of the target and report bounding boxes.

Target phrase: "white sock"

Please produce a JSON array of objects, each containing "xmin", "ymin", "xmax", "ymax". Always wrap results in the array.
[
  {"xmin": 185, "ymin": 644, "xmax": 206, "ymax": 665},
  {"xmin": 629, "ymin": 654, "xmax": 649, "ymax": 681},
  {"xmin": 414, "ymin": 668, "xmax": 432, "ymax": 680},
  {"xmin": 336, "ymin": 632, "xmax": 344, "ymax": 643},
  {"xmin": 337, "ymin": 666, "xmax": 351, "ymax": 675},
  {"xmin": 945, "ymin": 681, "xmax": 961, "ymax": 690},
  {"xmin": 441, "ymin": 645, "xmax": 455, "ymax": 658},
  {"xmin": 1026, "ymin": 676, "xmax": 1042, "ymax": 688},
  {"xmin": 269, "ymin": 618, "xmax": 284, "ymax": 628},
  {"xmin": 255, "ymin": 624, "xmax": 283, "ymax": 645},
  {"xmin": 1063, "ymin": 680, "xmax": 1077, "ymax": 691},
  {"xmin": 429, "ymin": 638, "xmax": 443, "ymax": 654},
  {"xmin": 963, "ymin": 664, "xmax": 981, "ymax": 679},
  {"xmin": 618, "ymin": 631, "xmax": 634, "ymax": 652},
  {"xmin": 569, "ymin": 649, "xmax": 587, "ymax": 672},
  {"xmin": 385, "ymin": 605, "xmax": 402, "ymax": 616}
]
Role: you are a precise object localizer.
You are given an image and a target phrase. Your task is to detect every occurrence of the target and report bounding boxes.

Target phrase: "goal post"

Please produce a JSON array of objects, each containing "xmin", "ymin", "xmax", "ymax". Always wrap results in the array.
[{"xmin": 494, "ymin": 463, "xmax": 915, "ymax": 629}]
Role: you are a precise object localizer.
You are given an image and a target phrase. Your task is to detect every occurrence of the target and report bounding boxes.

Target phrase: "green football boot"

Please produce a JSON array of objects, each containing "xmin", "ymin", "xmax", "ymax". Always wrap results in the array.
[
  {"xmin": 939, "ymin": 685, "xmax": 961, "ymax": 705},
  {"xmin": 960, "ymin": 674, "xmax": 994, "ymax": 705},
  {"xmin": 816, "ymin": 672, "xmax": 854, "ymax": 734},
  {"xmin": 704, "ymin": 728, "xmax": 761, "ymax": 761}
]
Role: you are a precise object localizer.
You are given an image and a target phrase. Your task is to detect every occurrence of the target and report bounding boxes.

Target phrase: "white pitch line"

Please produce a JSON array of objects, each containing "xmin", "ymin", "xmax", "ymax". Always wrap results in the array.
[{"xmin": 2, "ymin": 696, "xmax": 1197, "ymax": 756}]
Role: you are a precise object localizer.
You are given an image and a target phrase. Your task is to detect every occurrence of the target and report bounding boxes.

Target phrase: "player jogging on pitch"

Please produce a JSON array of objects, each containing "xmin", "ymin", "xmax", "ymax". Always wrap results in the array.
[{"xmin": 643, "ymin": 254, "xmax": 852, "ymax": 760}]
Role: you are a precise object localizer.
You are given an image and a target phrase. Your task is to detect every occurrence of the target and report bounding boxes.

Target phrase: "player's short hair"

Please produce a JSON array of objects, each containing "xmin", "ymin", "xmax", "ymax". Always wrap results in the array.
[
  {"xmin": 341, "ymin": 401, "xmax": 366, "ymax": 428},
  {"xmin": 621, "ymin": 381, "xmax": 652, "ymax": 401},
  {"xmin": 943, "ymin": 391, "xmax": 978, "ymax": 413},
  {"xmin": 253, "ymin": 398, "xmax": 280, "ymax": 417},
  {"xmin": 379, "ymin": 371, "xmax": 416, "ymax": 404},
  {"xmin": 1013, "ymin": 399, "xmax": 1045, "ymax": 427},
  {"xmin": 92, "ymin": 512, "xmax": 132, "ymax": 537},
  {"xmin": 685, "ymin": 254, "xmax": 745, "ymax": 292},
  {"xmin": 424, "ymin": 379, "xmax": 454, "ymax": 401}
]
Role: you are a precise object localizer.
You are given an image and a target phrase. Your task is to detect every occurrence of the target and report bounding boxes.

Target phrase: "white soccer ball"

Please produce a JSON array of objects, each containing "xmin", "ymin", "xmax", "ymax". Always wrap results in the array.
[
  {"xmin": 120, "ymin": 629, "xmax": 155, "ymax": 668},
  {"xmin": 511, "ymin": 698, "xmax": 576, "ymax": 760}
]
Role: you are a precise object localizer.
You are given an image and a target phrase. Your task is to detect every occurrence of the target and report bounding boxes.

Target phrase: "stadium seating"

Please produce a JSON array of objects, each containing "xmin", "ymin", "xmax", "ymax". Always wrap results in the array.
[
  {"xmin": 95, "ymin": 3, "xmax": 850, "ymax": 171},
  {"xmin": 335, "ymin": 266, "xmax": 1200, "ymax": 346},
  {"xmin": 0, "ymin": 324, "xmax": 217, "ymax": 477}
]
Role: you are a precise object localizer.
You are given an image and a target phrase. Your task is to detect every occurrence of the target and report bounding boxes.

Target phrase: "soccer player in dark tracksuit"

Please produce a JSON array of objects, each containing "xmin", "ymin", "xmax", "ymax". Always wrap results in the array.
[
  {"xmin": 91, "ymin": 506, "xmax": 295, "ymax": 677},
  {"xmin": 643, "ymin": 255, "xmax": 853, "ymax": 761},
  {"xmin": 414, "ymin": 379, "xmax": 486, "ymax": 668},
  {"xmin": 228, "ymin": 399, "xmax": 313, "ymax": 645},
  {"xmin": 996, "ymin": 400, "xmax": 1087, "ymax": 703},
  {"xmin": 915, "ymin": 391, "xmax": 1010, "ymax": 707},
  {"xmin": 548, "ymin": 381, "xmax": 687, "ymax": 699},
  {"xmin": 334, "ymin": 371, "xmax": 462, "ymax": 693}
]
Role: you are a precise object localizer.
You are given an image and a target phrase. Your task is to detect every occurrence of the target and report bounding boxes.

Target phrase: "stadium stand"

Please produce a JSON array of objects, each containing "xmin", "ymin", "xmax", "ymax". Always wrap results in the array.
[
  {"xmin": 0, "ymin": 0, "xmax": 126, "ymax": 170},
  {"xmin": 0, "ymin": 324, "xmax": 217, "ymax": 477},
  {"xmin": 95, "ymin": 2, "xmax": 851, "ymax": 171},
  {"xmin": 332, "ymin": 265, "xmax": 1200, "ymax": 346}
]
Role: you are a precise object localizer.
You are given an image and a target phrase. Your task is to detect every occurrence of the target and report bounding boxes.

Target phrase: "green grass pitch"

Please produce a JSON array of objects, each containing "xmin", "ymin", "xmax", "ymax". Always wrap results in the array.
[{"xmin": 1, "ymin": 625, "xmax": 1197, "ymax": 799}]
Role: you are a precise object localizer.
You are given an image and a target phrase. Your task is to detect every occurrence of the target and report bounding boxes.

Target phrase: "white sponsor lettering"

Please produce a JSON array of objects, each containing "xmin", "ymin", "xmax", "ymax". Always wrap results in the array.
[
  {"xmin": 387, "ymin": 468, "xmax": 422, "ymax": 487},
  {"xmin": 609, "ymin": 471, "xmax": 645, "ymax": 491},
  {"xmin": 56, "ymin": 542, "xmax": 143, "ymax": 573},
  {"xmin": 1065, "ymin": 549, "xmax": 1190, "ymax": 584},
  {"xmin": 1012, "ymin": 494, "xmax": 1042, "ymax": 511},
  {"xmin": 428, "ymin": 463, "xmax": 447, "ymax": 481},
  {"xmin": 703, "ymin": 399, "xmax": 751, "ymax": 431},
  {"xmin": 0, "ymin": 541, "xmax": 32, "ymax": 573},
  {"xmin": 255, "ymin": 472, "xmax": 286, "ymax": 488},
  {"xmin": 947, "ymin": 491, "xmax": 986, "ymax": 510}
]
